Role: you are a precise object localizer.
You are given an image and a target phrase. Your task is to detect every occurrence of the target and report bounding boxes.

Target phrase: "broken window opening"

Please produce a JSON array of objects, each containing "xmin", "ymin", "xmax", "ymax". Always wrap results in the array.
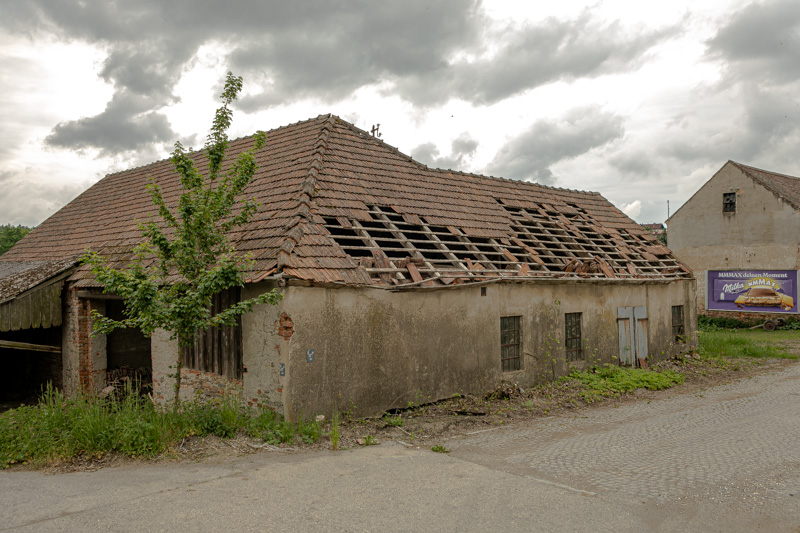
[
  {"xmin": 672, "ymin": 306, "xmax": 685, "ymax": 342},
  {"xmin": 723, "ymin": 192, "xmax": 736, "ymax": 213}
]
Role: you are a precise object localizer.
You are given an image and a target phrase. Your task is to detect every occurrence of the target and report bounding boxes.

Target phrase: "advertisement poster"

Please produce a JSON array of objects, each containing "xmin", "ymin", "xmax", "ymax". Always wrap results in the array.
[{"xmin": 707, "ymin": 270, "xmax": 798, "ymax": 314}]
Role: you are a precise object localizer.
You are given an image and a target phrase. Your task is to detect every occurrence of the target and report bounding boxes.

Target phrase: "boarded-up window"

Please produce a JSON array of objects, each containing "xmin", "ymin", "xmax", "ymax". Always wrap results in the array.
[
  {"xmin": 500, "ymin": 316, "xmax": 521, "ymax": 371},
  {"xmin": 565, "ymin": 312, "xmax": 583, "ymax": 361},
  {"xmin": 672, "ymin": 305, "xmax": 685, "ymax": 342},
  {"xmin": 181, "ymin": 287, "xmax": 243, "ymax": 379}
]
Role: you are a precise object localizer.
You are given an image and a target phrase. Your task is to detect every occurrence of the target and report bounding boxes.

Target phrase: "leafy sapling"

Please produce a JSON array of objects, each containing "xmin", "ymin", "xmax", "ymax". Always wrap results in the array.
[{"xmin": 83, "ymin": 72, "xmax": 281, "ymax": 408}]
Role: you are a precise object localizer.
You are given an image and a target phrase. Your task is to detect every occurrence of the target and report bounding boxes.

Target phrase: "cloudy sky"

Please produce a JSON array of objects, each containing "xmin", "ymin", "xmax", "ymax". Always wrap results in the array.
[{"xmin": 1, "ymin": 0, "xmax": 798, "ymax": 227}]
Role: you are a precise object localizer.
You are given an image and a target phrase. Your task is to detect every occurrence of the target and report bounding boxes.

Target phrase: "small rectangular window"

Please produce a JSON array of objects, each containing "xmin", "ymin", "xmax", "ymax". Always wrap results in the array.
[
  {"xmin": 565, "ymin": 312, "xmax": 583, "ymax": 361},
  {"xmin": 672, "ymin": 305, "xmax": 685, "ymax": 342},
  {"xmin": 723, "ymin": 192, "xmax": 736, "ymax": 213},
  {"xmin": 500, "ymin": 316, "xmax": 521, "ymax": 371}
]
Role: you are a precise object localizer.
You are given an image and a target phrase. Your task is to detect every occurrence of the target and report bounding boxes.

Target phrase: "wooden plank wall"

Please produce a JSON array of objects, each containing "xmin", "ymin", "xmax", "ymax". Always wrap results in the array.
[
  {"xmin": 181, "ymin": 287, "xmax": 243, "ymax": 380},
  {"xmin": 0, "ymin": 283, "xmax": 62, "ymax": 332}
]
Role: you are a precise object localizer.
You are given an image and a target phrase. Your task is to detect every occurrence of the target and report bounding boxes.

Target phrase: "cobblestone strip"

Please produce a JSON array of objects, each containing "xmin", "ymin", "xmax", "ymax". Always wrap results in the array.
[{"xmin": 449, "ymin": 366, "xmax": 800, "ymax": 501}]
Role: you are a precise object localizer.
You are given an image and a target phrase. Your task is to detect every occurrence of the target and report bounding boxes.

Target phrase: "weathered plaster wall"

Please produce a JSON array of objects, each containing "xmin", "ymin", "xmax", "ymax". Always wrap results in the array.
[
  {"xmin": 278, "ymin": 279, "xmax": 696, "ymax": 419},
  {"xmin": 241, "ymin": 282, "xmax": 283, "ymax": 409},
  {"xmin": 669, "ymin": 163, "xmax": 800, "ymax": 309},
  {"xmin": 151, "ymin": 328, "xmax": 182, "ymax": 403},
  {"xmin": 148, "ymin": 279, "xmax": 695, "ymax": 417}
]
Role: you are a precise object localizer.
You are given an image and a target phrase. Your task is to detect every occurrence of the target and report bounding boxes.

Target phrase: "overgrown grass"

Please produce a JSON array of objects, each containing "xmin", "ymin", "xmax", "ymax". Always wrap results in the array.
[
  {"xmin": 0, "ymin": 385, "xmax": 321, "ymax": 468},
  {"xmin": 564, "ymin": 365, "xmax": 685, "ymax": 404},
  {"xmin": 698, "ymin": 330, "xmax": 799, "ymax": 360}
]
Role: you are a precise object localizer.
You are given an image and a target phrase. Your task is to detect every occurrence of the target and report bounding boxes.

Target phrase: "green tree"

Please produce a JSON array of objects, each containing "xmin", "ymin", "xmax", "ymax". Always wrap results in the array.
[
  {"xmin": 83, "ymin": 72, "xmax": 281, "ymax": 408},
  {"xmin": 0, "ymin": 224, "xmax": 32, "ymax": 255}
]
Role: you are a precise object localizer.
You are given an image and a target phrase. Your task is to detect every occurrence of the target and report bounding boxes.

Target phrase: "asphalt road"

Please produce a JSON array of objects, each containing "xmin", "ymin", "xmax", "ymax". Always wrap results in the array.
[{"xmin": 2, "ymin": 364, "xmax": 800, "ymax": 532}]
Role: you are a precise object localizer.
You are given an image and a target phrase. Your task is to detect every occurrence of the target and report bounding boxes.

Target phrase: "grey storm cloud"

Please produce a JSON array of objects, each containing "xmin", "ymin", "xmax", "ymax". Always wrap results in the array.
[
  {"xmin": 656, "ymin": 0, "xmax": 800, "ymax": 173},
  {"xmin": 411, "ymin": 133, "xmax": 479, "ymax": 170},
  {"xmin": 707, "ymin": 0, "xmax": 800, "ymax": 84},
  {"xmin": 1, "ymin": 0, "xmax": 482, "ymax": 154},
  {"xmin": 1, "ymin": 0, "xmax": 670, "ymax": 155},
  {"xmin": 45, "ymin": 91, "xmax": 177, "ymax": 156},
  {"xmin": 485, "ymin": 107, "xmax": 624, "ymax": 184},
  {"xmin": 394, "ymin": 12, "xmax": 680, "ymax": 106}
]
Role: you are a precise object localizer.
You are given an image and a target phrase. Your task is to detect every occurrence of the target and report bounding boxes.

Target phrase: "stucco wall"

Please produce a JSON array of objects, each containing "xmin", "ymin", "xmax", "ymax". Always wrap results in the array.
[
  {"xmin": 149, "ymin": 279, "xmax": 695, "ymax": 417},
  {"xmin": 278, "ymin": 279, "xmax": 696, "ymax": 419},
  {"xmin": 669, "ymin": 163, "xmax": 800, "ymax": 309},
  {"xmin": 241, "ymin": 282, "xmax": 283, "ymax": 409}
]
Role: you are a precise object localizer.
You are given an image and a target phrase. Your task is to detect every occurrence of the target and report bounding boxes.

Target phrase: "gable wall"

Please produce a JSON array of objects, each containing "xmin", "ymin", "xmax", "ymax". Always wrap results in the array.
[{"xmin": 669, "ymin": 163, "xmax": 800, "ymax": 309}]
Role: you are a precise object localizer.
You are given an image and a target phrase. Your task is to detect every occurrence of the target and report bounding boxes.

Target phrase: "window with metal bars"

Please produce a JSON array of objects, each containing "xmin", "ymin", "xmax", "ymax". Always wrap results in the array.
[
  {"xmin": 565, "ymin": 312, "xmax": 583, "ymax": 361},
  {"xmin": 672, "ymin": 305, "xmax": 685, "ymax": 342},
  {"xmin": 723, "ymin": 192, "xmax": 736, "ymax": 213},
  {"xmin": 500, "ymin": 316, "xmax": 521, "ymax": 371}
]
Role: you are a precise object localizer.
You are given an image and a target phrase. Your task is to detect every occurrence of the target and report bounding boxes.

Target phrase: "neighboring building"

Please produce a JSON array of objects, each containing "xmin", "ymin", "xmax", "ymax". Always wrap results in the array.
[
  {"xmin": 0, "ymin": 115, "xmax": 696, "ymax": 417},
  {"xmin": 667, "ymin": 161, "xmax": 800, "ymax": 315},
  {"xmin": 642, "ymin": 223, "xmax": 666, "ymax": 244}
]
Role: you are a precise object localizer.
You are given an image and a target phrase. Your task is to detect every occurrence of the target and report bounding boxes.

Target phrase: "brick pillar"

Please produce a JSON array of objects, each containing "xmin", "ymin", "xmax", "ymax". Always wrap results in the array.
[{"xmin": 61, "ymin": 286, "xmax": 107, "ymax": 395}]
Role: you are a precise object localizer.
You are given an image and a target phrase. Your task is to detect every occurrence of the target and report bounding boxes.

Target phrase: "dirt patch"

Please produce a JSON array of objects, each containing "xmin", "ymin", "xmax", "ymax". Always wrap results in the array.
[{"xmin": 334, "ymin": 355, "xmax": 796, "ymax": 450}]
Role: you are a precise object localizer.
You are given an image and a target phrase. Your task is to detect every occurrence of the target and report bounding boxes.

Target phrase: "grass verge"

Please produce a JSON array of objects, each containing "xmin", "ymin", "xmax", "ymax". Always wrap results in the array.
[
  {"xmin": 0, "ymin": 384, "xmax": 321, "ymax": 468},
  {"xmin": 698, "ymin": 330, "xmax": 798, "ymax": 360}
]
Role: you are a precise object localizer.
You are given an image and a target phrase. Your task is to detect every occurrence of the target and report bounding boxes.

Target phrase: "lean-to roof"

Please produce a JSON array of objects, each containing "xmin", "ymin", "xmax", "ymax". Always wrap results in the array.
[{"xmin": 1, "ymin": 115, "xmax": 691, "ymax": 288}]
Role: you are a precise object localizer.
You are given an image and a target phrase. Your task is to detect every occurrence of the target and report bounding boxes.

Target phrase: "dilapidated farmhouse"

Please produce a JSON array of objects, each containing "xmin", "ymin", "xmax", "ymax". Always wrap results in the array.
[
  {"xmin": 668, "ymin": 161, "xmax": 800, "ymax": 316},
  {"xmin": 1, "ymin": 115, "xmax": 696, "ymax": 417}
]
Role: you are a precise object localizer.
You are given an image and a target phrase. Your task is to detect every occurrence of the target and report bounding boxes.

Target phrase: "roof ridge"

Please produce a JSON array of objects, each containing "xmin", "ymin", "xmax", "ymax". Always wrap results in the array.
[
  {"xmin": 103, "ymin": 114, "xmax": 333, "ymax": 179},
  {"xmin": 731, "ymin": 160, "xmax": 800, "ymax": 181},
  {"xmin": 730, "ymin": 160, "xmax": 800, "ymax": 210},
  {"xmin": 275, "ymin": 114, "xmax": 336, "ymax": 272},
  {"xmin": 328, "ymin": 114, "xmax": 602, "ymax": 197}
]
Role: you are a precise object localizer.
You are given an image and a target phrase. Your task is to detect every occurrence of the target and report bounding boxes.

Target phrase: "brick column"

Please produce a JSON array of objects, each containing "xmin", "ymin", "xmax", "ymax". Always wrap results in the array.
[{"xmin": 61, "ymin": 286, "xmax": 107, "ymax": 395}]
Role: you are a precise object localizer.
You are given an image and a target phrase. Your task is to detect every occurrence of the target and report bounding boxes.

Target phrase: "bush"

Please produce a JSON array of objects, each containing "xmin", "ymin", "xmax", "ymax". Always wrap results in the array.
[{"xmin": 698, "ymin": 315, "xmax": 752, "ymax": 331}]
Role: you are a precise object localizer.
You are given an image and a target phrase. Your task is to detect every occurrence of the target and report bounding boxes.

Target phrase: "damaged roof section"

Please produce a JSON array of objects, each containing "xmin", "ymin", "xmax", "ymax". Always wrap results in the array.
[{"xmin": 0, "ymin": 115, "xmax": 692, "ymax": 290}]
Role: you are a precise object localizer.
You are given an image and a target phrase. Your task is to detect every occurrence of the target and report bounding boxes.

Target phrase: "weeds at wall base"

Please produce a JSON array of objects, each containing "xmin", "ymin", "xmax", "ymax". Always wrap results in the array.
[{"xmin": 0, "ymin": 384, "xmax": 321, "ymax": 469}]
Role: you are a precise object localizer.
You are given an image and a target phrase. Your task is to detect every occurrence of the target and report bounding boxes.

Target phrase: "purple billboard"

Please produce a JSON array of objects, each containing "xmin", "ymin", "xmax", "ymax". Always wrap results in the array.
[{"xmin": 707, "ymin": 270, "xmax": 798, "ymax": 314}]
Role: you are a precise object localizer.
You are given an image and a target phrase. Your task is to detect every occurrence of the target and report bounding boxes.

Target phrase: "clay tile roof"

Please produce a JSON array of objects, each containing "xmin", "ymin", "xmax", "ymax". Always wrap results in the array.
[
  {"xmin": 731, "ymin": 161, "xmax": 800, "ymax": 210},
  {"xmin": 0, "ymin": 258, "xmax": 77, "ymax": 303},
  {"xmin": 0, "ymin": 115, "xmax": 691, "ymax": 288}
]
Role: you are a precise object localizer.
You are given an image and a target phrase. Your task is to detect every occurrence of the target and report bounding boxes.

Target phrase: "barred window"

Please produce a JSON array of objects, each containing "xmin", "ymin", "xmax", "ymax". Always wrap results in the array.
[
  {"xmin": 672, "ymin": 305, "xmax": 685, "ymax": 342},
  {"xmin": 500, "ymin": 316, "xmax": 521, "ymax": 371},
  {"xmin": 565, "ymin": 312, "xmax": 583, "ymax": 362}
]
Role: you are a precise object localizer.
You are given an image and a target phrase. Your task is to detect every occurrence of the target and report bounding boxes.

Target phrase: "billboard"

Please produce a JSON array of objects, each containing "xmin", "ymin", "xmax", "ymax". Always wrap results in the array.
[{"xmin": 707, "ymin": 270, "xmax": 798, "ymax": 314}]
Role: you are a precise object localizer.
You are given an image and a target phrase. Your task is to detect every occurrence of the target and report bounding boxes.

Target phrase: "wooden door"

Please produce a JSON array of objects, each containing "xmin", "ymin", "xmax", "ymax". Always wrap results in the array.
[{"xmin": 617, "ymin": 306, "xmax": 648, "ymax": 367}]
